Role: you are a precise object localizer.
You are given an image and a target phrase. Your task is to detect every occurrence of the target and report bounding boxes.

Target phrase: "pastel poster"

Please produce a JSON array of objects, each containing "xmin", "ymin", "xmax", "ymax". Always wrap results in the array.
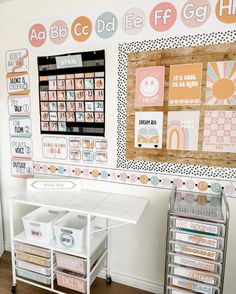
[
  {"xmin": 167, "ymin": 111, "xmax": 200, "ymax": 151},
  {"xmin": 135, "ymin": 112, "xmax": 163, "ymax": 149},
  {"xmin": 203, "ymin": 111, "xmax": 236, "ymax": 153},
  {"xmin": 205, "ymin": 61, "xmax": 236, "ymax": 105},
  {"xmin": 135, "ymin": 66, "xmax": 165, "ymax": 107},
  {"xmin": 169, "ymin": 63, "xmax": 202, "ymax": 105}
]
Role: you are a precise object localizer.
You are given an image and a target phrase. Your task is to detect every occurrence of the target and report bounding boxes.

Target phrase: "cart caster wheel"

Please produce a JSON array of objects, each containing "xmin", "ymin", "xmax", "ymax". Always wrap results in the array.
[
  {"xmin": 106, "ymin": 276, "xmax": 112, "ymax": 284},
  {"xmin": 11, "ymin": 285, "xmax": 17, "ymax": 293}
]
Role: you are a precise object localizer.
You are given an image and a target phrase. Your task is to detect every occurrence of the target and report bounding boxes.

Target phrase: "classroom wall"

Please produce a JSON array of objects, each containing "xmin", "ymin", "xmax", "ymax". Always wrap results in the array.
[{"xmin": 0, "ymin": 1, "xmax": 235, "ymax": 293}]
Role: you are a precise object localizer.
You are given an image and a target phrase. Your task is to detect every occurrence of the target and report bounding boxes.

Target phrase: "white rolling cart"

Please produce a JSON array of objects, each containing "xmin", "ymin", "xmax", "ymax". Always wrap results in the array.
[{"xmin": 9, "ymin": 179, "xmax": 148, "ymax": 294}]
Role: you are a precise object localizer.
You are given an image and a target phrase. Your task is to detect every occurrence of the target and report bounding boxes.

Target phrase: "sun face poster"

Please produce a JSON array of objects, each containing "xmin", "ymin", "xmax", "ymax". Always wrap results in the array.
[
  {"xmin": 167, "ymin": 111, "xmax": 200, "ymax": 151},
  {"xmin": 205, "ymin": 61, "xmax": 236, "ymax": 105},
  {"xmin": 135, "ymin": 66, "xmax": 165, "ymax": 107},
  {"xmin": 135, "ymin": 112, "xmax": 163, "ymax": 149},
  {"xmin": 169, "ymin": 63, "xmax": 202, "ymax": 105},
  {"xmin": 203, "ymin": 111, "xmax": 236, "ymax": 153}
]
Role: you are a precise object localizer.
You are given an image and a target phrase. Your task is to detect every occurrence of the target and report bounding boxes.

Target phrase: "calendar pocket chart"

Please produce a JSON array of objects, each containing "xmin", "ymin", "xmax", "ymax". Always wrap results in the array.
[{"xmin": 38, "ymin": 50, "xmax": 105, "ymax": 137}]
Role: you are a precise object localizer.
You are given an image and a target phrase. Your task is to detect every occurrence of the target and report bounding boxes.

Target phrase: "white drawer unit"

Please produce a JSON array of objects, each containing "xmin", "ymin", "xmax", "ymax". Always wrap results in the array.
[
  {"xmin": 164, "ymin": 188, "xmax": 229, "ymax": 294},
  {"xmin": 9, "ymin": 180, "xmax": 149, "ymax": 294}
]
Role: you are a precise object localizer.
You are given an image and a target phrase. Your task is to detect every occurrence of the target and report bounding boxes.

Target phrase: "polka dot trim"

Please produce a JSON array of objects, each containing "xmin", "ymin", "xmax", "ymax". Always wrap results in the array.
[{"xmin": 116, "ymin": 30, "xmax": 236, "ymax": 180}]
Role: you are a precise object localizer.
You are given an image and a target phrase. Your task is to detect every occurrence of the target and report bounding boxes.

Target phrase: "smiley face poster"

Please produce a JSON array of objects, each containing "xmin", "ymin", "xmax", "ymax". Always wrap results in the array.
[{"xmin": 135, "ymin": 66, "xmax": 165, "ymax": 107}]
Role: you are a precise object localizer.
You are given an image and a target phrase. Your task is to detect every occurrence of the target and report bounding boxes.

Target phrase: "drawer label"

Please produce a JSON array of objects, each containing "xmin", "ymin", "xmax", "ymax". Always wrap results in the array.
[
  {"xmin": 174, "ymin": 244, "xmax": 217, "ymax": 260},
  {"xmin": 173, "ymin": 267, "xmax": 215, "ymax": 284},
  {"xmin": 175, "ymin": 219, "xmax": 219, "ymax": 235},
  {"xmin": 172, "ymin": 277, "xmax": 213, "ymax": 294},
  {"xmin": 175, "ymin": 232, "xmax": 218, "ymax": 248},
  {"xmin": 173, "ymin": 255, "xmax": 216, "ymax": 272}
]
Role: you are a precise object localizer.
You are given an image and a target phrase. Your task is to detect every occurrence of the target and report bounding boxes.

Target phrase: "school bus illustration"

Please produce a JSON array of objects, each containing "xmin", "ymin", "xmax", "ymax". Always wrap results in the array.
[{"xmin": 137, "ymin": 127, "xmax": 159, "ymax": 148}]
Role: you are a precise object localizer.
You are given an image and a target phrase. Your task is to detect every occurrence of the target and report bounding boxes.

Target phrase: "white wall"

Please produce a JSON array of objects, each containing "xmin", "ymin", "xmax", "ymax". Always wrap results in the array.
[{"xmin": 0, "ymin": 1, "xmax": 236, "ymax": 293}]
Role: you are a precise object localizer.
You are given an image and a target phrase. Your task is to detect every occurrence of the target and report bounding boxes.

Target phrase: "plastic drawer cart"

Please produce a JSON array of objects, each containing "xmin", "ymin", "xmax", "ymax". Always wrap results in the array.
[
  {"xmin": 164, "ymin": 188, "xmax": 230, "ymax": 294},
  {"xmin": 9, "ymin": 180, "xmax": 148, "ymax": 294}
]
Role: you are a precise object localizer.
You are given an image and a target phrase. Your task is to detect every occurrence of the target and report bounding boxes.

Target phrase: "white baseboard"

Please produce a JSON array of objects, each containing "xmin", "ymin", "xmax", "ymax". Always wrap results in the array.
[
  {"xmin": 5, "ymin": 241, "xmax": 11, "ymax": 251},
  {"xmin": 4, "ymin": 243, "xmax": 164, "ymax": 294},
  {"xmin": 98, "ymin": 269, "xmax": 164, "ymax": 294}
]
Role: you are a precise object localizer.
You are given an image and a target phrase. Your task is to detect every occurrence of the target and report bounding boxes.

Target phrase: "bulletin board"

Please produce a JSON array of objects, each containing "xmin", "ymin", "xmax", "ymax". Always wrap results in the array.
[
  {"xmin": 38, "ymin": 50, "xmax": 105, "ymax": 136},
  {"xmin": 125, "ymin": 42, "xmax": 236, "ymax": 168}
]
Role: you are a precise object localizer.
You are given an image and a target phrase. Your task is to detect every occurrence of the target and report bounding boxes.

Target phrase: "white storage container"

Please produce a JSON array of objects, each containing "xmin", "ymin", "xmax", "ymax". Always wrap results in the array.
[
  {"xmin": 16, "ymin": 267, "xmax": 54, "ymax": 285},
  {"xmin": 16, "ymin": 260, "xmax": 52, "ymax": 276},
  {"xmin": 54, "ymin": 212, "xmax": 95, "ymax": 252},
  {"xmin": 22, "ymin": 207, "xmax": 65, "ymax": 243},
  {"xmin": 55, "ymin": 239, "xmax": 106, "ymax": 275}
]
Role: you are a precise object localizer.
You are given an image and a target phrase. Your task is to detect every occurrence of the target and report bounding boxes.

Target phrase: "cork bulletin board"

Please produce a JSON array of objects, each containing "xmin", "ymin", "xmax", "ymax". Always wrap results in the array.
[{"xmin": 126, "ymin": 43, "xmax": 236, "ymax": 168}]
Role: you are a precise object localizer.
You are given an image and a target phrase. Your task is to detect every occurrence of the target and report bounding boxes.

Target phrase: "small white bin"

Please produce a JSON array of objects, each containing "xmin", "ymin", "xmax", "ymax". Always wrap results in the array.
[
  {"xmin": 22, "ymin": 207, "xmax": 65, "ymax": 243},
  {"xmin": 54, "ymin": 212, "xmax": 95, "ymax": 252}
]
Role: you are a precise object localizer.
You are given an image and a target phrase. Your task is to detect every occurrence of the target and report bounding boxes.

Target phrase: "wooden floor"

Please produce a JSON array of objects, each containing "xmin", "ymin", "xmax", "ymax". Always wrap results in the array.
[{"xmin": 0, "ymin": 252, "xmax": 151, "ymax": 294}]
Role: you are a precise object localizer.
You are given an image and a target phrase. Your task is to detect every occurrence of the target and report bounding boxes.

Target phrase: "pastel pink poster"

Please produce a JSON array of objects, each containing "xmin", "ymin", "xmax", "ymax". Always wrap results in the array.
[
  {"xmin": 203, "ymin": 111, "xmax": 236, "ymax": 153},
  {"xmin": 167, "ymin": 111, "xmax": 200, "ymax": 151},
  {"xmin": 135, "ymin": 66, "xmax": 165, "ymax": 107}
]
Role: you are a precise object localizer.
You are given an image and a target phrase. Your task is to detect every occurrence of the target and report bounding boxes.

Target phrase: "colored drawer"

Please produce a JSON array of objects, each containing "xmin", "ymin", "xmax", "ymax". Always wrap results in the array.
[
  {"xmin": 15, "ymin": 251, "xmax": 51, "ymax": 267},
  {"xmin": 15, "ymin": 260, "xmax": 52, "ymax": 276},
  {"xmin": 171, "ymin": 217, "xmax": 224, "ymax": 237},
  {"xmin": 168, "ymin": 275, "xmax": 219, "ymax": 294},
  {"xmin": 55, "ymin": 239, "xmax": 106, "ymax": 275},
  {"xmin": 169, "ymin": 265, "xmax": 220, "ymax": 286},
  {"xmin": 16, "ymin": 267, "xmax": 53, "ymax": 285},
  {"xmin": 14, "ymin": 242, "xmax": 51, "ymax": 258},
  {"xmin": 170, "ymin": 230, "xmax": 223, "ymax": 249},
  {"xmin": 170, "ymin": 242, "xmax": 223, "ymax": 262},
  {"xmin": 55, "ymin": 270, "xmax": 86, "ymax": 293},
  {"xmin": 169, "ymin": 253, "xmax": 221, "ymax": 274}
]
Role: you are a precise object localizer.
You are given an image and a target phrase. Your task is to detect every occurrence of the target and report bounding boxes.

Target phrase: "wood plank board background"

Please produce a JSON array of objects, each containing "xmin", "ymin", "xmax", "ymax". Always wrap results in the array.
[{"xmin": 126, "ymin": 43, "xmax": 236, "ymax": 167}]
